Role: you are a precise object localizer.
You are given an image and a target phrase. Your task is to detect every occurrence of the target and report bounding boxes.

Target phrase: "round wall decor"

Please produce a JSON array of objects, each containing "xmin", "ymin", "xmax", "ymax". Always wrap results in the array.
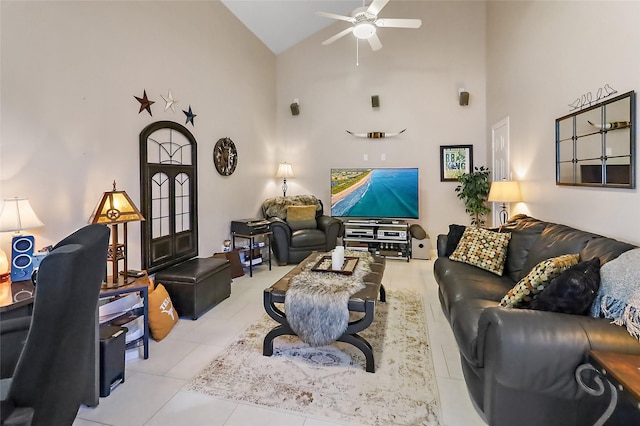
[{"xmin": 213, "ymin": 137, "xmax": 238, "ymax": 176}]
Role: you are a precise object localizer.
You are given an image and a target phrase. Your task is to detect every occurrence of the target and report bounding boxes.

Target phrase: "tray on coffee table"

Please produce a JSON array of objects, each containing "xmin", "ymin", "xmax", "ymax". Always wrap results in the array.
[{"xmin": 311, "ymin": 256, "xmax": 359, "ymax": 275}]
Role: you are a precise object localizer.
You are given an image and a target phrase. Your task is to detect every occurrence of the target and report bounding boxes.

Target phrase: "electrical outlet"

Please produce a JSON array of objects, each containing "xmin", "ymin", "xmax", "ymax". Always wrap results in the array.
[
  {"xmin": 364, "ymin": 154, "xmax": 368, "ymax": 161},
  {"xmin": 381, "ymin": 153, "xmax": 386, "ymax": 161}
]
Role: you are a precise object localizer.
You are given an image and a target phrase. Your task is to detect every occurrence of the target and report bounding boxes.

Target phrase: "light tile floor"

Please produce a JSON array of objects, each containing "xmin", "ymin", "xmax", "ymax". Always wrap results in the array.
[{"xmin": 75, "ymin": 258, "xmax": 486, "ymax": 426}]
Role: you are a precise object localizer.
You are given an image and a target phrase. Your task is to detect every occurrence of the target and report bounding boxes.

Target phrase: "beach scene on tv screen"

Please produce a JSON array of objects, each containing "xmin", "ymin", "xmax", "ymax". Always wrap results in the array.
[{"xmin": 331, "ymin": 168, "xmax": 419, "ymax": 218}]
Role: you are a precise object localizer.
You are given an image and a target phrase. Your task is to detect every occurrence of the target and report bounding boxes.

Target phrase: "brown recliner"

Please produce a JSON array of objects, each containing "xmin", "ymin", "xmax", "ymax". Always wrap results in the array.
[{"xmin": 261, "ymin": 195, "xmax": 343, "ymax": 265}]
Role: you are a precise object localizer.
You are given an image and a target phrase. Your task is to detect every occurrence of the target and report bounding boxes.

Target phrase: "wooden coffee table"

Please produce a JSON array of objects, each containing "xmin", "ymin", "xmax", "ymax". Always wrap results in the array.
[{"xmin": 262, "ymin": 252, "xmax": 386, "ymax": 373}]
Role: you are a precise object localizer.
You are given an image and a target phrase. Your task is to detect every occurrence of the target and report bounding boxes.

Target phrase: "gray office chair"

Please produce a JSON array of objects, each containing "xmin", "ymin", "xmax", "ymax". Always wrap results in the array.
[{"xmin": 0, "ymin": 224, "xmax": 109, "ymax": 426}]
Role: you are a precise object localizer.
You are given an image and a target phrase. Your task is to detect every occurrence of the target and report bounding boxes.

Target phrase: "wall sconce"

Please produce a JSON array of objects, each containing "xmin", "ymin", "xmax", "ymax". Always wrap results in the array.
[
  {"xmin": 90, "ymin": 181, "xmax": 145, "ymax": 288},
  {"xmin": 275, "ymin": 163, "xmax": 294, "ymax": 197},
  {"xmin": 290, "ymin": 98, "xmax": 300, "ymax": 116},
  {"xmin": 488, "ymin": 180, "xmax": 522, "ymax": 225},
  {"xmin": 459, "ymin": 88, "xmax": 470, "ymax": 106},
  {"xmin": 0, "ymin": 197, "xmax": 45, "ymax": 282}
]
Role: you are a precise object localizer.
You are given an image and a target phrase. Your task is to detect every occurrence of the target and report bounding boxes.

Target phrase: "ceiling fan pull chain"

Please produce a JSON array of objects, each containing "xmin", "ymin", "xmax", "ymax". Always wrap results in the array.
[{"xmin": 356, "ymin": 39, "xmax": 360, "ymax": 66}]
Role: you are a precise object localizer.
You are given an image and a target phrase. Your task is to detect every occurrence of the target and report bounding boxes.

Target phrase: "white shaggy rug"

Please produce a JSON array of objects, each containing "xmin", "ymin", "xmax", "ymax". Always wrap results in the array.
[{"xmin": 186, "ymin": 289, "xmax": 441, "ymax": 425}]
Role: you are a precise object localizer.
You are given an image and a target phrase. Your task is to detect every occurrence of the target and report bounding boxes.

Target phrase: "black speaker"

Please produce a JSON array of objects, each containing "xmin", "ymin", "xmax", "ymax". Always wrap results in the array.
[
  {"xmin": 290, "ymin": 102, "xmax": 300, "ymax": 116},
  {"xmin": 11, "ymin": 235, "xmax": 34, "ymax": 282},
  {"xmin": 371, "ymin": 95, "xmax": 380, "ymax": 108},
  {"xmin": 459, "ymin": 91, "xmax": 470, "ymax": 106}
]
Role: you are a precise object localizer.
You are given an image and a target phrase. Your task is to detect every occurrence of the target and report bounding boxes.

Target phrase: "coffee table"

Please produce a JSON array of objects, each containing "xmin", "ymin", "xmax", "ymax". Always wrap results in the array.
[{"xmin": 262, "ymin": 252, "xmax": 386, "ymax": 373}]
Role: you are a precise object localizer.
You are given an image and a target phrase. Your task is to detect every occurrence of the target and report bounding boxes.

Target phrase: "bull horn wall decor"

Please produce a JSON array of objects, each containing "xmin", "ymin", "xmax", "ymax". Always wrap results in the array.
[{"xmin": 346, "ymin": 129, "xmax": 406, "ymax": 139}]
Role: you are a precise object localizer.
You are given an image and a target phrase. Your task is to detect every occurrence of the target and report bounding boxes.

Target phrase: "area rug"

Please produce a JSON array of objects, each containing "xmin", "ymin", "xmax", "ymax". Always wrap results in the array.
[{"xmin": 186, "ymin": 289, "xmax": 441, "ymax": 425}]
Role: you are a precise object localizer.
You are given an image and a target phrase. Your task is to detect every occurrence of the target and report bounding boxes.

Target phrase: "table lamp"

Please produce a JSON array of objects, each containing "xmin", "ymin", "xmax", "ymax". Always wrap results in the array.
[
  {"xmin": 90, "ymin": 181, "xmax": 144, "ymax": 288},
  {"xmin": 0, "ymin": 198, "xmax": 44, "ymax": 282},
  {"xmin": 275, "ymin": 162, "xmax": 294, "ymax": 197},
  {"xmin": 488, "ymin": 180, "xmax": 522, "ymax": 225}
]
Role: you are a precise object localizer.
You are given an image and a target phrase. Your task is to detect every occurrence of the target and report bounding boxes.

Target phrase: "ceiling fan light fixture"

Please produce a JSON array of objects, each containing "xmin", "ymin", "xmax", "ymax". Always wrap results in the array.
[{"xmin": 353, "ymin": 23, "xmax": 376, "ymax": 40}]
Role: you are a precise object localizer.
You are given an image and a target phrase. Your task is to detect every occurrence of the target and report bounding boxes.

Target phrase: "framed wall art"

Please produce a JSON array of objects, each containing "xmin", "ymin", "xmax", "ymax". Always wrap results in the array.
[{"xmin": 440, "ymin": 145, "xmax": 473, "ymax": 182}]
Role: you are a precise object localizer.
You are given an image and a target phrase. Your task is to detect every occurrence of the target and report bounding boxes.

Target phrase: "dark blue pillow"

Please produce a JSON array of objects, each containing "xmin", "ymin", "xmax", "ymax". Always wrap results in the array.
[{"xmin": 444, "ymin": 224, "xmax": 466, "ymax": 256}]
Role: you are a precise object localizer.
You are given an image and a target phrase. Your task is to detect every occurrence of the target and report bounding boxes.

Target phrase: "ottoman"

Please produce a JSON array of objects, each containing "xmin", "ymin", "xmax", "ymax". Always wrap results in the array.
[{"xmin": 155, "ymin": 257, "xmax": 231, "ymax": 320}]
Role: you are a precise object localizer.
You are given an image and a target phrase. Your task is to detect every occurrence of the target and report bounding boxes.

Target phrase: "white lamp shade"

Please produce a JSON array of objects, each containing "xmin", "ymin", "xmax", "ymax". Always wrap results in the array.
[
  {"xmin": 488, "ymin": 181, "xmax": 522, "ymax": 203},
  {"xmin": 0, "ymin": 198, "xmax": 44, "ymax": 232},
  {"xmin": 275, "ymin": 163, "xmax": 294, "ymax": 178}
]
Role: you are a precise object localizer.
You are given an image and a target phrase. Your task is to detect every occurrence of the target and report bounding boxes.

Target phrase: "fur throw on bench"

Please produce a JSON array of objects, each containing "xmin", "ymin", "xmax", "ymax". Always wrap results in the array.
[{"xmin": 285, "ymin": 251, "xmax": 373, "ymax": 346}]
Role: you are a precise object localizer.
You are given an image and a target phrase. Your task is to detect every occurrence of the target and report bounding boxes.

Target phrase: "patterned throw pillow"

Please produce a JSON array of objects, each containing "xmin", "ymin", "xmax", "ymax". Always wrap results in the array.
[
  {"xmin": 500, "ymin": 254, "xmax": 580, "ymax": 308},
  {"xmin": 449, "ymin": 227, "xmax": 512, "ymax": 276}
]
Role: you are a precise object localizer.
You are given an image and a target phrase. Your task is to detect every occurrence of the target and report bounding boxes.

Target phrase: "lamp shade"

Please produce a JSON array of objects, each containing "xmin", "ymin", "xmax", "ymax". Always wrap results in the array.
[
  {"xmin": 488, "ymin": 181, "xmax": 522, "ymax": 203},
  {"xmin": 0, "ymin": 198, "xmax": 44, "ymax": 232},
  {"xmin": 275, "ymin": 163, "xmax": 294, "ymax": 178},
  {"xmin": 90, "ymin": 182, "xmax": 144, "ymax": 224}
]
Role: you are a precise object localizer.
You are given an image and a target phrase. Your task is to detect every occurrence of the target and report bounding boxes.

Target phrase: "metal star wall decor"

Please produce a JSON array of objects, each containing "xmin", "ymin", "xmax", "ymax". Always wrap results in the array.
[
  {"xmin": 183, "ymin": 105, "xmax": 197, "ymax": 127},
  {"xmin": 161, "ymin": 90, "xmax": 178, "ymax": 113},
  {"xmin": 134, "ymin": 90, "xmax": 154, "ymax": 116}
]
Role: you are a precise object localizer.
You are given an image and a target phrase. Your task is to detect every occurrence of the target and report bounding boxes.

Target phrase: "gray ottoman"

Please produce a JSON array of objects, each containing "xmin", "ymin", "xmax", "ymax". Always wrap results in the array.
[{"xmin": 155, "ymin": 257, "xmax": 231, "ymax": 320}]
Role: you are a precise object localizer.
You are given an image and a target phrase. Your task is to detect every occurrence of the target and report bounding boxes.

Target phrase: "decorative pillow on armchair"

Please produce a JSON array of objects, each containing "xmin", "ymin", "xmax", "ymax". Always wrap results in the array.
[
  {"xmin": 500, "ymin": 253, "xmax": 579, "ymax": 308},
  {"xmin": 449, "ymin": 227, "xmax": 511, "ymax": 275},
  {"xmin": 148, "ymin": 283, "xmax": 179, "ymax": 341},
  {"xmin": 286, "ymin": 205, "xmax": 317, "ymax": 231}
]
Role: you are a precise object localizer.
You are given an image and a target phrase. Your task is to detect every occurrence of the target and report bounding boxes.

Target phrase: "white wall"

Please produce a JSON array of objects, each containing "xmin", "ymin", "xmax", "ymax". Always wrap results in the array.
[
  {"xmin": 0, "ymin": 1, "xmax": 276, "ymax": 266},
  {"xmin": 276, "ymin": 1, "xmax": 487, "ymax": 239},
  {"xmin": 487, "ymin": 1, "xmax": 640, "ymax": 244}
]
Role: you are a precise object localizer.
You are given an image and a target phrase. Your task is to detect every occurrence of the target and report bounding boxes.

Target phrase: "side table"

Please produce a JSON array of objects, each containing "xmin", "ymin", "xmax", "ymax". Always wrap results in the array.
[
  {"xmin": 576, "ymin": 350, "xmax": 640, "ymax": 425},
  {"xmin": 232, "ymin": 231, "xmax": 272, "ymax": 277}
]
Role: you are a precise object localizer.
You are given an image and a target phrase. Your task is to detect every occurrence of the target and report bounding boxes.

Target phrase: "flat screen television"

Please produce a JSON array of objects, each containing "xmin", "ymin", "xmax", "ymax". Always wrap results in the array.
[{"xmin": 330, "ymin": 168, "xmax": 419, "ymax": 219}]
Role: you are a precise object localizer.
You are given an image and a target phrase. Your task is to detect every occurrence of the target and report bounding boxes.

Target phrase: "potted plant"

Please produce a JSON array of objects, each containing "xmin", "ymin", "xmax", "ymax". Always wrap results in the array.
[{"xmin": 455, "ymin": 166, "xmax": 491, "ymax": 227}]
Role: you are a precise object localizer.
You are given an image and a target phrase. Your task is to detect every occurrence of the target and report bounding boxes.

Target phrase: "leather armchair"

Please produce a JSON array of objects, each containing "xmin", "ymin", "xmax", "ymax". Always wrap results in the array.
[
  {"xmin": 0, "ymin": 224, "xmax": 109, "ymax": 426},
  {"xmin": 262, "ymin": 195, "xmax": 343, "ymax": 265}
]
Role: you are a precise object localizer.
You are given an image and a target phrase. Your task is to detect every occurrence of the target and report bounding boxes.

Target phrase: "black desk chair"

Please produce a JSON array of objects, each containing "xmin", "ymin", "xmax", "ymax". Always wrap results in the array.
[{"xmin": 0, "ymin": 224, "xmax": 109, "ymax": 426}]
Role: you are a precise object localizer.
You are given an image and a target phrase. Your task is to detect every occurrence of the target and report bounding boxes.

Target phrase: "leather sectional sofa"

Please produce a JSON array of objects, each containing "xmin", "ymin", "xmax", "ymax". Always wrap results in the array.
[{"xmin": 434, "ymin": 215, "xmax": 640, "ymax": 426}]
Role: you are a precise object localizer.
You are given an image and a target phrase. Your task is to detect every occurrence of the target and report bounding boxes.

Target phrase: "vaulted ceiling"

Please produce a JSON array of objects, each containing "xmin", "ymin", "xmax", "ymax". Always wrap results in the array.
[{"xmin": 221, "ymin": 0, "xmax": 362, "ymax": 54}]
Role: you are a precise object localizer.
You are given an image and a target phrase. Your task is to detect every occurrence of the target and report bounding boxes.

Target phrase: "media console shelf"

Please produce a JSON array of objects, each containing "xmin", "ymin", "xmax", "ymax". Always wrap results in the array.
[{"xmin": 343, "ymin": 220, "xmax": 411, "ymax": 261}]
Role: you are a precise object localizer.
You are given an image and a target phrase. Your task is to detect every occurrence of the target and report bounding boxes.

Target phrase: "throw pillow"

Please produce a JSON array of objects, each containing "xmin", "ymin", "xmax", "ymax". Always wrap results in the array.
[
  {"xmin": 530, "ymin": 257, "xmax": 601, "ymax": 315},
  {"xmin": 444, "ymin": 224, "xmax": 466, "ymax": 256},
  {"xmin": 286, "ymin": 205, "xmax": 317, "ymax": 231},
  {"xmin": 500, "ymin": 254, "xmax": 580, "ymax": 308},
  {"xmin": 148, "ymin": 283, "xmax": 179, "ymax": 341},
  {"xmin": 449, "ymin": 227, "xmax": 511, "ymax": 276},
  {"xmin": 590, "ymin": 248, "xmax": 640, "ymax": 340}
]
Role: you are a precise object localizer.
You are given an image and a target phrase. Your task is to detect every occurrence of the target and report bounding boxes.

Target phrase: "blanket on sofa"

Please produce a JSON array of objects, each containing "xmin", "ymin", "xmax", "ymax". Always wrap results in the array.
[
  {"xmin": 285, "ymin": 250, "xmax": 373, "ymax": 346},
  {"xmin": 591, "ymin": 248, "xmax": 640, "ymax": 339}
]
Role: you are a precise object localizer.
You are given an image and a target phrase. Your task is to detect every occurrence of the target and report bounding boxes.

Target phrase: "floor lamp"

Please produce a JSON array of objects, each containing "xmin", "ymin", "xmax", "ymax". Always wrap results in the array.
[
  {"xmin": 488, "ymin": 180, "xmax": 522, "ymax": 225},
  {"xmin": 90, "ymin": 181, "xmax": 145, "ymax": 288}
]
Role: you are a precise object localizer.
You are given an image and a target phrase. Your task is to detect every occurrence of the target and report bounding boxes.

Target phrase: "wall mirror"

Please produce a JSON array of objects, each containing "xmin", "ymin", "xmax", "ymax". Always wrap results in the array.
[{"xmin": 556, "ymin": 91, "xmax": 636, "ymax": 188}]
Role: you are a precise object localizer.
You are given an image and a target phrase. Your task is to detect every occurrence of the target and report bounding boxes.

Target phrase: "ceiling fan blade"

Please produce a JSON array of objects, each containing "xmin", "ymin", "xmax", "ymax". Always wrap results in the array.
[
  {"xmin": 368, "ymin": 33, "xmax": 383, "ymax": 51},
  {"xmin": 315, "ymin": 11, "xmax": 355, "ymax": 23},
  {"xmin": 375, "ymin": 18, "xmax": 422, "ymax": 28},
  {"xmin": 322, "ymin": 27, "xmax": 354, "ymax": 45},
  {"xmin": 367, "ymin": 0, "xmax": 390, "ymax": 16}
]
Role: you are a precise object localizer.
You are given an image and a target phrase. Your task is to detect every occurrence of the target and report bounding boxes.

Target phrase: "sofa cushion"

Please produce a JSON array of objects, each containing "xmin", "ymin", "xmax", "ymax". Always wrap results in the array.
[
  {"xmin": 500, "ymin": 254, "xmax": 579, "ymax": 308},
  {"xmin": 450, "ymin": 227, "xmax": 511, "ymax": 276},
  {"xmin": 444, "ymin": 224, "xmax": 466, "ymax": 256},
  {"xmin": 290, "ymin": 229, "xmax": 326, "ymax": 248},
  {"xmin": 520, "ymin": 223, "xmax": 596, "ymax": 279},
  {"xmin": 286, "ymin": 205, "xmax": 317, "ymax": 231},
  {"xmin": 530, "ymin": 258, "xmax": 601, "ymax": 315},
  {"xmin": 499, "ymin": 217, "xmax": 547, "ymax": 281}
]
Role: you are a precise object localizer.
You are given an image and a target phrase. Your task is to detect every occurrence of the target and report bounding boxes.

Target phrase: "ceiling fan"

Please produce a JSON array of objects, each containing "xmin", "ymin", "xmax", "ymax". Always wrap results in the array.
[{"xmin": 316, "ymin": 0, "xmax": 422, "ymax": 52}]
